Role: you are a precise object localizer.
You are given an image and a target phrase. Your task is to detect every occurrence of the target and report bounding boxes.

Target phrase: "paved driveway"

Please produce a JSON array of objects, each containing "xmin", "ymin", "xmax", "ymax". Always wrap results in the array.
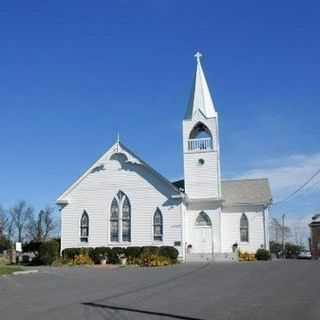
[{"xmin": 0, "ymin": 260, "xmax": 319, "ymax": 320}]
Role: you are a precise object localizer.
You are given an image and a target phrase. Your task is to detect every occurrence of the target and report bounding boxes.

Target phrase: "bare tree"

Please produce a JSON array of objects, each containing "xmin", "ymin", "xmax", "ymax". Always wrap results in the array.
[
  {"xmin": 269, "ymin": 217, "xmax": 291, "ymax": 243},
  {"xmin": 0, "ymin": 205, "xmax": 8, "ymax": 237},
  {"xmin": 27, "ymin": 207, "xmax": 56, "ymax": 242},
  {"xmin": 9, "ymin": 201, "xmax": 33, "ymax": 242}
]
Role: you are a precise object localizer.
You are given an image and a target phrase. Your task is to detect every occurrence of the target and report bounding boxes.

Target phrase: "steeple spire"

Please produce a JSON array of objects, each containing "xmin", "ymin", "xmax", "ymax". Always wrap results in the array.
[{"xmin": 184, "ymin": 52, "xmax": 216, "ymax": 119}]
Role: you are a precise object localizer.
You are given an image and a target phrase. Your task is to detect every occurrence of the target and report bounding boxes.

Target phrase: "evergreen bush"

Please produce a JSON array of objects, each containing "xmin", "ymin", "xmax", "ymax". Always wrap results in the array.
[
  {"xmin": 159, "ymin": 246, "xmax": 179, "ymax": 262},
  {"xmin": 255, "ymin": 249, "xmax": 271, "ymax": 261},
  {"xmin": 39, "ymin": 240, "xmax": 60, "ymax": 265},
  {"xmin": 125, "ymin": 246, "xmax": 142, "ymax": 259},
  {"xmin": 141, "ymin": 246, "xmax": 160, "ymax": 256}
]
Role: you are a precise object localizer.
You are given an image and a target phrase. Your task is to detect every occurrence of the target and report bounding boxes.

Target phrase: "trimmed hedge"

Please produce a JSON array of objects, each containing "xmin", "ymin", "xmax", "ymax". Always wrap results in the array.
[
  {"xmin": 62, "ymin": 245, "xmax": 179, "ymax": 265},
  {"xmin": 141, "ymin": 246, "xmax": 160, "ymax": 256},
  {"xmin": 159, "ymin": 246, "xmax": 179, "ymax": 262},
  {"xmin": 255, "ymin": 249, "xmax": 271, "ymax": 261},
  {"xmin": 125, "ymin": 246, "xmax": 142, "ymax": 259},
  {"xmin": 39, "ymin": 240, "xmax": 60, "ymax": 265},
  {"xmin": 62, "ymin": 248, "xmax": 81, "ymax": 261}
]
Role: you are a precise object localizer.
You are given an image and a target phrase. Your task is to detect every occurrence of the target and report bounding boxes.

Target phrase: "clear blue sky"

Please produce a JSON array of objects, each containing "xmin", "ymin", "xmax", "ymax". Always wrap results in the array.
[{"xmin": 1, "ymin": 1, "xmax": 319, "ymax": 226}]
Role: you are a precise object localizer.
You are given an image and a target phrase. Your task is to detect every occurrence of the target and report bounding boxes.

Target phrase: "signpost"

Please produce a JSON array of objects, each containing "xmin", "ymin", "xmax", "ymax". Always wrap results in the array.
[{"xmin": 15, "ymin": 242, "xmax": 22, "ymax": 264}]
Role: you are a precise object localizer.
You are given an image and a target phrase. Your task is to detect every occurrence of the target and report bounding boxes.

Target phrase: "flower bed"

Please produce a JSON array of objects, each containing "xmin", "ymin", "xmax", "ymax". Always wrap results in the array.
[{"xmin": 61, "ymin": 246, "xmax": 179, "ymax": 267}]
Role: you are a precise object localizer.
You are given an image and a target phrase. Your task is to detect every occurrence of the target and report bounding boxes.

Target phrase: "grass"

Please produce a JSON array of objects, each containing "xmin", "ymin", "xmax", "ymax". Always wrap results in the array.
[{"xmin": 0, "ymin": 265, "xmax": 23, "ymax": 276}]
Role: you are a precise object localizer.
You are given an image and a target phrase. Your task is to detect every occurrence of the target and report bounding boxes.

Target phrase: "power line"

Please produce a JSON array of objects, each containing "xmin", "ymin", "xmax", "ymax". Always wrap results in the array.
[{"xmin": 273, "ymin": 168, "xmax": 320, "ymax": 206}]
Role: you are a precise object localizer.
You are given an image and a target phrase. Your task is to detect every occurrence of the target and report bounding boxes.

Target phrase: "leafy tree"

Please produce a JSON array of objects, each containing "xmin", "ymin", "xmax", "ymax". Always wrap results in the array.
[{"xmin": 285, "ymin": 242, "xmax": 304, "ymax": 258}]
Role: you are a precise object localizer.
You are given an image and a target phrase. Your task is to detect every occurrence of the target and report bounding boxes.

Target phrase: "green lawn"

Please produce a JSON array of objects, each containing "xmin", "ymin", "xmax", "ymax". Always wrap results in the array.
[{"xmin": 0, "ymin": 265, "xmax": 23, "ymax": 276}]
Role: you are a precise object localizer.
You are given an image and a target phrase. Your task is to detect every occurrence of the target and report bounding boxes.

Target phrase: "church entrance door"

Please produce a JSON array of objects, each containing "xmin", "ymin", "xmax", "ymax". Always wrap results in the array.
[
  {"xmin": 192, "ymin": 211, "xmax": 213, "ymax": 254},
  {"xmin": 193, "ymin": 227, "xmax": 212, "ymax": 253}
]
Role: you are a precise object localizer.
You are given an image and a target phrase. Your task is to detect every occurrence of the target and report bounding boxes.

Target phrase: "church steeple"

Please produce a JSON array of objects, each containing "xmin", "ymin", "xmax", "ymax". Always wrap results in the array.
[
  {"xmin": 184, "ymin": 52, "xmax": 216, "ymax": 120},
  {"xmin": 182, "ymin": 52, "xmax": 221, "ymax": 200}
]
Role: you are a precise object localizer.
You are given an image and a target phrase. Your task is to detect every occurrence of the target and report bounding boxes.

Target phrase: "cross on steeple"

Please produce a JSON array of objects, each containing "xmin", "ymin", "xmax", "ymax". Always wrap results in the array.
[
  {"xmin": 194, "ymin": 51, "xmax": 202, "ymax": 63},
  {"xmin": 184, "ymin": 51, "xmax": 216, "ymax": 120}
]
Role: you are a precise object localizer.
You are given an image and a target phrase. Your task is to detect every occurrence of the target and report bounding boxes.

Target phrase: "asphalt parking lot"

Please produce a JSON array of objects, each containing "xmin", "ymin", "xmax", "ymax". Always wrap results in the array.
[{"xmin": 0, "ymin": 260, "xmax": 319, "ymax": 320}]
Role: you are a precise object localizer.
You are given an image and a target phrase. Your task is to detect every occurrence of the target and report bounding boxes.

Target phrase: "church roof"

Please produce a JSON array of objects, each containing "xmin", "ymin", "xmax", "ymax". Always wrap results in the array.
[
  {"xmin": 57, "ymin": 141, "xmax": 181, "ymax": 204},
  {"xmin": 310, "ymin": 214, "xmax": 320, "ymax": 226},
  {"xmin": 172, "ymin": 178, "xmax": 272, "ymax": 206},
  {"xmin": 184, "ymin": 52, "xmax": 216, "ymax": 120}
]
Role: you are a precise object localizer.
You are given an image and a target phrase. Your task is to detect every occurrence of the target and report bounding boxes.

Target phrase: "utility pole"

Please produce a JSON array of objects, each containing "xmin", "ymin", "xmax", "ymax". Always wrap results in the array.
[{"xmin": 282, "ymin": 214, "xmax": 286, "ymax": 258}]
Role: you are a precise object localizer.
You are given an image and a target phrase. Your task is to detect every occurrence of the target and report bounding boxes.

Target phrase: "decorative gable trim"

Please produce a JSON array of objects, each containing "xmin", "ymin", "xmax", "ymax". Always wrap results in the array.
[{"xmin": 56, "ymin": 141, "xmax": 181, "ymax": 205}]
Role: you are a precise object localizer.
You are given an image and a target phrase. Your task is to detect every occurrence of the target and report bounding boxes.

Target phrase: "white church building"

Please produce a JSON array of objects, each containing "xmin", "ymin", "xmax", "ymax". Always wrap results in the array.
[{"xmin": 57, "ymin": 53, "xmax": 272, "ymax": 261}]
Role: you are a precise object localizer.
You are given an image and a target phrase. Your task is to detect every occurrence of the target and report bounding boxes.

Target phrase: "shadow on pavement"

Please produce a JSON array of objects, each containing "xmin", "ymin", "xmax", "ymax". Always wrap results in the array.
[{"xmin": 82, "ymin": 302, "xmax": 205, "ymax": 320}]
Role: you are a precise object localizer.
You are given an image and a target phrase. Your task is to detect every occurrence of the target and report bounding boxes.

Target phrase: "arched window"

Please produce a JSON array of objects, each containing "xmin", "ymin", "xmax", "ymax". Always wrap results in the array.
[
  {"xmin": 153, "ymin": 208, "xmax": 163, "ymax": 241},
  {"xmin": 188, "ymin": 122, "xmax": 213, "ymax": 151},
  {"xmin": 80, "ymin": 211, "xmax": 89, "ymax": 242},
  {"xmin": 240, "ymin": 213, "xmax": 249, "ymax": 242},
  {"xmin": 195, "ymin": 211, "xmax": 212, "ymax": 226},
  {"xmin": 110, "ymin": 198, "xmax": 119, "ymax": 242},
  {"xmin": 110, "ymin": 191, "xmax": 131, "ymax": 242},
  {"xmin": 189, "ymin": 122, "xmax": 212, "ymax": 139},
  {"xmin": 122, "ymin": 196, "xmax": 131, "ymax": 242}
]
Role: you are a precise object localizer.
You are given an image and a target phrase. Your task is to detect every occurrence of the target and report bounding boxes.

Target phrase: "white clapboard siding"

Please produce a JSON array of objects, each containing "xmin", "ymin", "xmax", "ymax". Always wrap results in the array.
[
  {"xmin": 183, "ymin": 151, "xmax": 219, "ymax": 199},
  {"xmin": 60, "ymin": 153, "xmax": 183, "ymax": 255},
  {"xmin": 182, "ymin": 106, "xmax": 221, "ymax": 200},
  {"xmin": 185, "ymin": 208, "xmax": 221, "ymax": 253},
  {"xmin": 220, "ymin": 210, "xmax": 266, "ymax": 253}
]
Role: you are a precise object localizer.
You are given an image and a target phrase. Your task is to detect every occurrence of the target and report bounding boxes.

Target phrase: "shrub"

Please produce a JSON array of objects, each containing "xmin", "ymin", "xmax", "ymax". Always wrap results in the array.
[
  {"xmin": 79, "ymin": 247, "xmax": 94, "ymax": 259},
  {"xmin": 285, "ymin": 243, "xmax": 303, "ymax": 259},
  {"xmin": 239, "ymin": 251, "xmax": 256, "ymax": 262},
  {"xmin": 125, "ymin": 246, "xmax": 142, "ymax": 259},
  {"xmin": 62, "ymin": 248, "xmax": 81, "ymax": 261},
  {"xmin": 61, "ymin": 245, "xmax": 179, "ymax": 266},
  {"xmin": 0, "ymin": 236, "xmax": 11, "ymax": 253},
  {"xmin": 159, "ymin": 246, "xmax": 179, "ymax": 262},
  {"xmin": 270, "ymin": 241, "xmax": 282, "ymax": 257},
  {"xmin": 39, "ymin": 240, "xmax": 60, "ymax": 265},
  {"xmin": 141, "ymin": 254, "xmax": 171, "ymax": 267},
  {"xmin": 109, "ymin": 248, "xmax": 121, "ymax": 264},
  {"xmin": 255, "ymin": 249, "xmax": 271, "ymax": 261},
  {"xmin": 73, "ymin": 254, "xmax": 94, "ymax": 265},
  {"xmin": 52, "ymin": 257, "xmax": 72, "ymax": 267},
  {"xmin": 23, "ymin": 241, "xmax": 42, "ymax": 255},
  {"xmin": 92, "ymin": 247, "xmax": 112, "ymax": 264},
  {"xmin": 141, "ymin": 246, "xmax": 160, "ymax": 256},
  {"xmin": 111, "ymin": 247, "xmax": 126, "ymax": 256}
]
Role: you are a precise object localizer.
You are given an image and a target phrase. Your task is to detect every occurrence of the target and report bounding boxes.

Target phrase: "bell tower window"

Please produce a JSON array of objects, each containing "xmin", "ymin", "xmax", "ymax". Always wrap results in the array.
[{"xmin": 187, "ymin": 122, "xmax": 213, "ymax": 152}]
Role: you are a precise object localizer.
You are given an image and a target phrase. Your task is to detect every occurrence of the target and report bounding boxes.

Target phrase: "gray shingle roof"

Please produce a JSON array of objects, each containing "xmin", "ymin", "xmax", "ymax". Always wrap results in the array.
[
  {"xmin": 221, "ymin": 178, "xmax": 272, "ymax": 206},
  {"xmin": 172, "ymin": 178, "xmax": 272, "ymax": 206}
]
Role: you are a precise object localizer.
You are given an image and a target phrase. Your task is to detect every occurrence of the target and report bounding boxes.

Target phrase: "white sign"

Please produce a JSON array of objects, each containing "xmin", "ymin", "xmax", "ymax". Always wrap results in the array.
[{"xmin": 15, "ymin": 242, "xmax": 22, "ymax": 252}]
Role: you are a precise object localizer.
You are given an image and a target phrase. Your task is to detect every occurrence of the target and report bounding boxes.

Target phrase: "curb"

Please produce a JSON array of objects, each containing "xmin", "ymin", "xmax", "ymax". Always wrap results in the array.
[{"xmin": 13, "ymin": 270, "xmax": 39, "ymax": 275}]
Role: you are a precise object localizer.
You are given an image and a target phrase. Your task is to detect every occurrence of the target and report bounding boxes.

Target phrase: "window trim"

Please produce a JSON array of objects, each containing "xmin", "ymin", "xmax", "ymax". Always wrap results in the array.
[
  {"xmin": 195, "ymin": 211, "xmax": 212, "ymax": 226},
  {"xmin": 110, "ymin": 191, "xmax": 131, "ymax": 243},
  {"xmin": 122, "ymin": 196, "xmax": 131, "ymax": 242},
  {"xmin": 110, "ymin": 197, "xmax": 120, "ymax": 242},
  {"xmin": 80, "ymin": 211, "xmax": 89, "ymax": 243},
  {"xmin": 153, "ymin": 208, "xmax": 163, "ymax": 241},
  {"xmin": 240, "ymin": 213, "xmax": 249, "ymax": 243}
]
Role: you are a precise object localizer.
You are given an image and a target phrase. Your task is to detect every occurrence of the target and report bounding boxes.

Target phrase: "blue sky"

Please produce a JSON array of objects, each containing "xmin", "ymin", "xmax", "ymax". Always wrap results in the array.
[{"xmin": 1, "ymin": 1, "xmax": 319, "ymax": 233}]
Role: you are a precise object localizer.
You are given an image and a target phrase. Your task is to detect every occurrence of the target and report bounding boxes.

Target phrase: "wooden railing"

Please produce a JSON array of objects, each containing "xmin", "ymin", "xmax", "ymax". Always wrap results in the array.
[{"xmin": 187, "ymin": 138, "xmax": 213, "ymax": 152}]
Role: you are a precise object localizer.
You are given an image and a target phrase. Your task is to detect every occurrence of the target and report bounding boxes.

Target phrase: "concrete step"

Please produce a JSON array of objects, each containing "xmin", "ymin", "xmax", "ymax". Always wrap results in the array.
[
  {"xmin": 213, "ymin": 253, "xmax": 236, "ymax": 262},
  {"xmin": 186, "ymin": 252, "xmax": 237, "ymax": 263},
  {"xmin": 186, "ymin": 253, "xmax": 213, "ymax": 263}
]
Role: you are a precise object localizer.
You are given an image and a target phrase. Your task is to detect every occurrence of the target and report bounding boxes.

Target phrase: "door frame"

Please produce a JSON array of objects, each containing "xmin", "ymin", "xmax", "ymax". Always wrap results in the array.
[{"xmin": 192, "ymin": 225, "xmax": 214, "ymax": 255}]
